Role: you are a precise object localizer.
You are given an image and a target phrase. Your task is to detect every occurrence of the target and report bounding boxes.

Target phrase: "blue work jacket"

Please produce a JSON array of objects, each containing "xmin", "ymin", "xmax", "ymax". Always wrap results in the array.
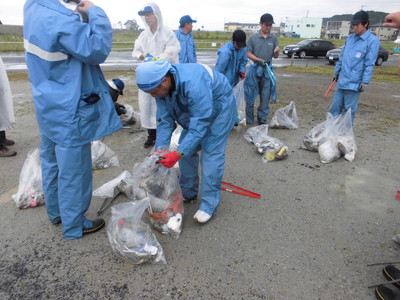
[
  {"xmin": 155, "ymin": 64, "xmax": 237, "ymax": 154},
  {"xmin": 23, "ymin": 0, "xmax": 122, "ymax": 147},
  {"xmin": 175, "ymin": 28, "xmax": 197, "ymax": 63},
  {"xmin": 334, "ymin": 30, "xmax": 380, "ymax": 91},
  {"xmin": 215, "ymin": 41, "xmax": 248, "ymax": 87}
]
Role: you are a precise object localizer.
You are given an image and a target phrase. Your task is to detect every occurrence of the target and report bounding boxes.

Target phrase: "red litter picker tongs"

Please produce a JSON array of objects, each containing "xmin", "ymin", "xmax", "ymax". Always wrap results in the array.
[
  {"xmin": 220, "ymin": 181, "xmax": 261, "ymax": 199},
  {"xmin": 324, "ymin": 79, "xmax": 336, "ymax": 97}
]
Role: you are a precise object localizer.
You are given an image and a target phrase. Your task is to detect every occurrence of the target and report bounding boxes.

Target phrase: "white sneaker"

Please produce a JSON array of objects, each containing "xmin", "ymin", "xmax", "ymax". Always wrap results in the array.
[{"xmin": 193, "ymin": 210, "xmax": 212, "ymax": 223}]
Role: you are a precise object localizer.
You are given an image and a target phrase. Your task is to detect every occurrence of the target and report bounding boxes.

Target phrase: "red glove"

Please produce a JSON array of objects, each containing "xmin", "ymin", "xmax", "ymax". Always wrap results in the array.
[
  {"xmin": 157, "ymin": 151, "xmax": 181, "ymax": 168},
  {"xmin": 239, "ymin": 72, "xmax": 246, "ymax": 79}
]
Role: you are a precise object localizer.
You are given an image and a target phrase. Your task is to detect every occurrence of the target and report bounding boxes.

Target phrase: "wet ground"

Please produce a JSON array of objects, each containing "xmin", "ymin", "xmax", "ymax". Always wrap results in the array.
[{"xmin": 1, "ymin": 70, "xmax": 400, "ymax": 299}]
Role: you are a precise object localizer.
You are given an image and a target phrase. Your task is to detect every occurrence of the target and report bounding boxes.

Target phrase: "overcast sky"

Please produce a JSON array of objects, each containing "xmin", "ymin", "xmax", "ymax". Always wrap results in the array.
[{"xmin": 1, "ymin": 0, "xmax": 398, "ymax": 31}]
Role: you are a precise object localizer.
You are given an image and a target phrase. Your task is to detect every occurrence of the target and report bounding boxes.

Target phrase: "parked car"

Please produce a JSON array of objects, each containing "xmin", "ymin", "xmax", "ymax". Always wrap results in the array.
[
  {"xmin": 283, "ymin": 39, "xmax": 335, "ymax": 58},
  {"xmin": 326, "ymin": 46, "xmax": 389, "ymax": 66}
]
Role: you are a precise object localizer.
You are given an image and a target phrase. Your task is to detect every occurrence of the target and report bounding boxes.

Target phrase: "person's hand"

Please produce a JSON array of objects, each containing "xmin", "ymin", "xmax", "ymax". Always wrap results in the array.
[
  {"xmin": 157, "ymin": 151, "xmax": 181, "ymax": 168},
  {"xmin": 258, "ymin": 59, "xmax": 266, "ymax": 66},
  {"xmin": 273, "ymin": 46, "xmax": 280, "ymax": 58},
  {"xmin": 383, "ymin": 12, "xmax": 400, "ymax": 29},
  {"xmin": 77, "ymin": 1, "xmax": 94, "ymax": 13},
  {"xmin": 239, "ymin": 72, "xmax": 246, "ymax": 79},
  {"xmin": 359, "ymin": 83, "xmax": 367, "ymax": 93},
  {"xmin": 333, "ymin": 74, "xmax": 339, "ymax": 82}
]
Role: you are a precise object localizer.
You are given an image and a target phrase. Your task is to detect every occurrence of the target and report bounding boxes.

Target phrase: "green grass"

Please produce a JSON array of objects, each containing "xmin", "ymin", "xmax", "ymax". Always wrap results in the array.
[{"xmin": 280, "ymin": 65, "xmax": 399, "ymax": 83}]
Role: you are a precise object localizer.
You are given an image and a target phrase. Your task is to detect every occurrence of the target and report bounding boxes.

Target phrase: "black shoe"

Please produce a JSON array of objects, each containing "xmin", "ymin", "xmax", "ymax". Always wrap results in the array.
[
  {"xmin": 375, "ymin": 285, "xmax": 400, "ymax": 300},
  {"xmin": 183, "ymin": 195, "xmax": 197, "ymax": 203},
  {"xmin": 4, "ymin": 138, "xmax": 15, "ymax": 146},
  {"xmin": 383, "ymin": 265, "xmax": 400, "ymax": 289},
  {"xmin": 0, "ymin": 146, "xmax": 17, "ymax": 157},
  {"xmin": 143, "ymin": 137, "xmax": 155, "ymax": 148},
  {"xmin": 51, "ymin": 217, "xmax": 62, "ymax": 225},
  {"xmin": 83, "ymin": 218, "xmax": 105, "ymax": 235}
]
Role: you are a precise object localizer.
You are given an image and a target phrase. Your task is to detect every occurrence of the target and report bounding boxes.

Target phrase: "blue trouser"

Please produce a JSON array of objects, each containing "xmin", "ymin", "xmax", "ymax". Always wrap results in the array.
[
  {"xmin": 179, "ymin": 139, "xmax": 229, "ymax": 216},
  {"xmin": 40, "ymin": 134, "xmax": 93, "ymax": 239},
  {"xmin": 244, "ymin": 64, "xmax": 272, "ymax": 124},
  {"xmin": 329, "ymin": 88, "xmax": 360, "ymax": 122}
]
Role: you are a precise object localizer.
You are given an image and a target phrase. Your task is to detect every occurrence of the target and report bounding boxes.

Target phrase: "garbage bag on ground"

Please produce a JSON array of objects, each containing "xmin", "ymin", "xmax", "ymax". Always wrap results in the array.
[
  {"xmin": 244, "ymin": 125, "xmax": 288, "ymax": 163},
  {"xmin": 233, "ymin": 80, "xmax": 246, "ymax": 125},
  {"xmin": 131, "ymin": 149, "xmax": 184, "ymax": 238},
  {"xmin": 318, "ymin": 109, "xmax": 357, "ymax": 163},
  {"xmin": 12, "ymin": 149, "xmax": 45, "ymax": 209},
  {"xmin": 91, "ymin": 140, "xmax": 119, "ymax": 169},
  {"xmin": 302, "ymin": 115, "xmax": 333, "ymax": 152},
  {"xmin": 107, "ymin": 198, "xmax": 166, "ymax": 264},
  {"xmin": 120, "ymin": 104, "xmax": 137, "ymax": 126},
  {"xmin": 92, "ymin": 170, "xmax": 134, "ymax": 199},
  {"xmin": 269, "ymin": 101, "xmax": 298, "ymax": 129}
]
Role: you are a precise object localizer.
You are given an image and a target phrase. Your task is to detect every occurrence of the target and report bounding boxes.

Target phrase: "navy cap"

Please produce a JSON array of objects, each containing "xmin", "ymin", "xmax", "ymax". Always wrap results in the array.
[
  {"xmin": 260, "ymin": 13, "xmax": 274, "ymax": 25},
  {"xmin": 112, "ymin": 78, "xmax": 125, "ymax": 95},
  {"xmin": 351, "ymin": 11, "xmax": 369, "ymax": 25},
  {"xmin": 179, "ymin": 15, "xmax": 197, "ymax": 26},
  {"xmin": 138, "ymin": 6, "xmax": 153, "ymax": 16},
  {"xmin": 232, "ymin": 30, "xmax": 246, "ymax": 48}
]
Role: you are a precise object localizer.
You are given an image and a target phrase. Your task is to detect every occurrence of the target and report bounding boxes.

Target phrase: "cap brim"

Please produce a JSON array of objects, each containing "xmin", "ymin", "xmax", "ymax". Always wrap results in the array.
[
  {"xmin": 350, "ymin": 20, "xmax": 360, "ymax": 25},
  {"xmin": 236, "ymin": 41, "xmax": 246, "ymax": 48}
]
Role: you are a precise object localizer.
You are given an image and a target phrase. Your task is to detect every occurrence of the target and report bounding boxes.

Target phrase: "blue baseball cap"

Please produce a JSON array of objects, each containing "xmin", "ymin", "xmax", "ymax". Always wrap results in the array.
[
  {"xmin": 179, "ymin": 15, "xmax": 197, "ymax": 26},
  {"xmin": 138, "ymin": 6, "xmax": 153, "ymax": 16},
  {"xmin": 136, "ymin": 59, "xmax": 172, "ymax": 92}
]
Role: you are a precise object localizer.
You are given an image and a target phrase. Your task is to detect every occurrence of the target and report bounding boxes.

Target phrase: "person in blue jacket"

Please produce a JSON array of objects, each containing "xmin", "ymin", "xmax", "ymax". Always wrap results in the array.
[
  {"xmin": 136, "ymin": 59, "xmax": 237, "ymax": 224},
  {"xmin": 329, "ymin": 10, "xmax": 379, "ymax": 122},
  {"xmin": 24, "ymin": 0, "xmax": 122, "ymax": 239},
  {"xmin": 175, "ymin": 15, "xmax": 197, "ymax": 63},
  {"xmin": 215, "ymin": 29, "xmax": 248, "ymax": 87},
  {"xmin": 244, "ymin": 13, "xmax": 280, "ymax": 125}
]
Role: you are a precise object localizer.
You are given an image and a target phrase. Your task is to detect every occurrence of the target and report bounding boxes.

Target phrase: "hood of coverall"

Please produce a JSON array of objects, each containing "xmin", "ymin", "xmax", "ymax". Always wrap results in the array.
[{"xmin": 139, "ymin": 2, "xmax": 164, "ymax": 33}]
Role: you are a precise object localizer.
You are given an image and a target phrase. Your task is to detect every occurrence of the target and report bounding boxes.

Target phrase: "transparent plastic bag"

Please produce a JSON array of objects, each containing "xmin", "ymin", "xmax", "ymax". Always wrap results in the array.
[
  {"xmin": 92, "ymin": 170, "xmax": 134, "ymax": 199},
  {"xmin": 120, "ymin": 104, "xmax": 137, "ymax": 126},
  {"xmin": 233, "ymin": 80, "xmax": 246, "ymax": 125},
  {"xmin": 132, "ymin": 149, "xmax": 184, "ymax": 238},
  {"xmin": 244, "ymin": 125, "xmax": 288, "ymax": 162},
  {"xmin": 91, "ymin": 140, "xmax": 119, "ymax": 169},
  {"xmin": 244, "ymin": 124, "xmax": 269, "ymax": 147},
  {"xmin": 318, "ymin": 109, "xmax": 356, "ymax": 163},
  {"xmin": 107, "ymin": 198, "xmax": 166, "ymax": 264},
  {"xmin": 269, "ymin": 101, "xmax": 298, "ymax": 129},
  {"xmin": 170, "ymin": 125, "xmax": 182, "ymax": 152},
  {"xmin": 302, "ymin": 119, "xmax": 329, "ymax": 152},
  {"xmin": 12, "ymin": 149, "xmax": 45, "ymax": 209}
]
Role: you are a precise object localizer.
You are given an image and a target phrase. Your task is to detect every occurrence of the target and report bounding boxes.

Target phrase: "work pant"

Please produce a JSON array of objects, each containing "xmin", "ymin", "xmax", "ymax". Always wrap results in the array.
[
  {"xmin": 329, "ymin": 88, "xmax": 360, "ymax": 122},
  {"xmin": 0, "ymin": 130, "xmax": 5, "ymax": 148},
  {"xmin": 244, "ymin": 65, "xmax": 272, "ymax": 124},
  {"xmin": 40, "ymin": 134, "xmax": 93, "ymax": 239}
]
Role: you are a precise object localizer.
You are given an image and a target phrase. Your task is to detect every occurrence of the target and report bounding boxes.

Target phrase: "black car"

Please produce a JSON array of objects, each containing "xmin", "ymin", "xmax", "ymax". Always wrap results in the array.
[
  {"xmin": 283, "ymin": 39, "xmax": 335, "ymax": 58},
  {"xmin": 326, "ymin": 46, "xmax": 389, "ymax": 66}
]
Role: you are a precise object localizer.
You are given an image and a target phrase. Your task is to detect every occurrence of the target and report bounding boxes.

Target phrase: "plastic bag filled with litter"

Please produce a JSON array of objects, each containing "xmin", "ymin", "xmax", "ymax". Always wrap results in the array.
[
  {"xmin": 107, "ymin": 198, "xmax": 166, "ymax": 264},
  {"xmin": 131, "ymin": 149, "xmax": 184, "ymax": 238},
  {"xmin": 302, "ymin": 113, "xmax": 334, "ymax": 152},
  {"xmin": 244, "ymin": 124, "xmax": 269, "ymax": 147},
  {"xmin": 120, "ymin": 104, "xmax": 137, "ymax": 126},
  {"xmin": 233, "ymin": 80, "xmax": 246, "ymax": 125},
  {"xmin": 269, "ymin": 101, "xmax": 298, "ymax": 129},
  {"xmin": 12, "ymin": 149, "xmax": 45, "ymax": 209},
  {"xmin": 318, "ymin": 109, "xmax": 356, "ymax": 163},
  {"xmin": 91, "ymin": 140, "xmax": 119, "ymax": 169},
  {"xmin": 93, "ymin": 170, "xmax": 134, "ymax": 199}
]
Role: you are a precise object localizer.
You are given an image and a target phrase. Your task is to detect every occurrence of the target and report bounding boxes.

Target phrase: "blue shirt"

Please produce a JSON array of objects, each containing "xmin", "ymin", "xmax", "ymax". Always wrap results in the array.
[
  {"xmin": 215, "ymin": 41, "xmax": 248, "ymax": 87},
  {"xmin": 175, "ymin": 28, "xmax": 197, "ymax": 63},
  {"xmin": 334, "ymin": 30, "xmax": 380, "ymax": 91}
]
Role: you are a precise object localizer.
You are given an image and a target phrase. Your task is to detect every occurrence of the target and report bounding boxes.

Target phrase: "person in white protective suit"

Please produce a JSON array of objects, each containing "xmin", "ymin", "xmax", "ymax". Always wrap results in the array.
[
  {"xmin": 0, "ymin": 56, "xmax": 16, "ymax": 157},
  {"xmin": 24, "ymin": 0, "xmax": 122, "ymax": 239},
  {"xmin": 135, "ymin": 59, "xmax": 237, "ymax": 224},
  {"xmin": 132, "ymin": 2, "xmax": 180, "ymax": 148}
]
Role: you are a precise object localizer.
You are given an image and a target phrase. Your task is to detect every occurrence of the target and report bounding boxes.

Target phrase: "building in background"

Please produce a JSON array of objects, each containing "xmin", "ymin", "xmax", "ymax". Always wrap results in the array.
[
  {"xmin": 224, "ymin": 22, "xmax": 259, "ymax": 33},
  {"xmin": 325, "ymin": 21, "xmax": 351, "ymax": 39},
  {"xmin": 369, "ymin": 24, "xmax": 399, "ymax": 41},
  {"xmin": 283, "ymin": 17, "xmax": 322, "ymax": 38}
]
